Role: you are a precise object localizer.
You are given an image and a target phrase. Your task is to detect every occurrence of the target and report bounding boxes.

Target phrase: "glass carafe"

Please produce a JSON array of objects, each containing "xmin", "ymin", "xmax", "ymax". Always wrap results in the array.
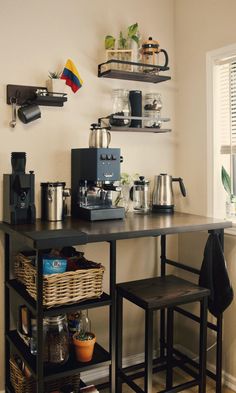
[
  {"xmin": 44, "ymin": 314, "xmax": 69, "ymax": 365},
  {"xmin": 109, "ymin": 89, "xmax": 131, "ymax": 127}
]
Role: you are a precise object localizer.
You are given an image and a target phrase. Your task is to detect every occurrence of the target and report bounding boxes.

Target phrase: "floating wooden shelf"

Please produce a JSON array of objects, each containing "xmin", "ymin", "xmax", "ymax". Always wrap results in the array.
[{"xmin": 98, "ymin": 59, "xmax": 171, "ymax": 83}]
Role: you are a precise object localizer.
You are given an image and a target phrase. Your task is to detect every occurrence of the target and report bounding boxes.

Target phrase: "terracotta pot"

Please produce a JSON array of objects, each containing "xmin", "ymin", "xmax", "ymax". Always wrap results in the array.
[{"xmin": 73, "ymin": 332, "xmax": 96, "ymax": 362}]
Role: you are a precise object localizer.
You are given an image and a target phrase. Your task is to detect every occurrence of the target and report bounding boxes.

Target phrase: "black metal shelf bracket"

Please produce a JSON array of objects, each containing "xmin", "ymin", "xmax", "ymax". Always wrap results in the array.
[{"xmin": 7, "ymin": 84, "xmax": 67, "ymax": 107}]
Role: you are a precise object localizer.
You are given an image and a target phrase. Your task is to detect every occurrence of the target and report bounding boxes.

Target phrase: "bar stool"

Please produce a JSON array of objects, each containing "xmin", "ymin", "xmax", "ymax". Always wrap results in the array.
[{"xmin": 116, "ymin": 275, "xmax": 209, "ymax": 393}]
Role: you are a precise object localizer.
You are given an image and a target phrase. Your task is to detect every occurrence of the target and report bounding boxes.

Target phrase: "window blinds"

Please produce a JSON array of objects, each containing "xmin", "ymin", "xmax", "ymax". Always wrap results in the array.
[{"xmin": 216, "ymin": 59, "xmax": 236, "ymax": 154}]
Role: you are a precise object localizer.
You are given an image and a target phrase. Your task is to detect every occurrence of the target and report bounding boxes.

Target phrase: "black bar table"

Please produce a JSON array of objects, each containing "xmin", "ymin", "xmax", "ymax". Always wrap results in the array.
[{"xmin": 0, "ymin": 212, "xmax": 231, "ymax": 393}]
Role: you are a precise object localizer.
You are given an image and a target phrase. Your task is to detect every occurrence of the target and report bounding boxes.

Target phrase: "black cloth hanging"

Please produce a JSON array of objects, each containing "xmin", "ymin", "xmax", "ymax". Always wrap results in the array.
[{"xmin": 199, "ymin": 233, "xmax": 234, "ymax": 317}]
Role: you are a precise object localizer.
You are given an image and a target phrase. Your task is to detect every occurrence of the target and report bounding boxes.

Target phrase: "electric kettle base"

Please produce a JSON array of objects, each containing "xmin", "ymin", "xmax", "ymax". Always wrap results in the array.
[{"xmin": 152, "ymin": 205, "xmax": 174, "ymax": 214}]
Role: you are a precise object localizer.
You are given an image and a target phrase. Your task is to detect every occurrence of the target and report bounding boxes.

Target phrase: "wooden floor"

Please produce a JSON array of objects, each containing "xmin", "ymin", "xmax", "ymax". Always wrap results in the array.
[{"xmin": 103, "ymin": 371, "xmax": 235, "ymax": 392}]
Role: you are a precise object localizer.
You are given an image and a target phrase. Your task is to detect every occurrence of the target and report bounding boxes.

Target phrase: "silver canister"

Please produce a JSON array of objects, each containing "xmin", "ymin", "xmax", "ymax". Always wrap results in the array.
[{"xmin": 41, "ymin": 182, "xmax": 71, "ymax": 222}]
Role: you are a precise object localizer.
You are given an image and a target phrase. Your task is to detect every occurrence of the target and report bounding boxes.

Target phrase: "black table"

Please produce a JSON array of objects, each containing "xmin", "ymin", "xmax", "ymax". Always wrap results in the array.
[{"xmin": 0, "ymin": 212, "xmax": 231, "ymax": 393}]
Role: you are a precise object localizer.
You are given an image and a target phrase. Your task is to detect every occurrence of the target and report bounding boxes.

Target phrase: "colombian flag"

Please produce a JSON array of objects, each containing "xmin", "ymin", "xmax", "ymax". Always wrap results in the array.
[{"xmin": 61, "ymin": 59, "xmax": 83, "ymax": 93}]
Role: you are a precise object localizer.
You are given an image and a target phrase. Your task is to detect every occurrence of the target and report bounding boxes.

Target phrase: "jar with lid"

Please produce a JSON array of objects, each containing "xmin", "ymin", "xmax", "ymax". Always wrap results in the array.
[
  {"xmin": 109, "ymin": 89, "xmax": 131, "ymax": 127},
  {"xmin": 144, "ymin": 93, "xmax": 162, "ymax": 128},
  {"xmin": 44, "ymin": 314, "xmax": 69, "ymax": 366}
]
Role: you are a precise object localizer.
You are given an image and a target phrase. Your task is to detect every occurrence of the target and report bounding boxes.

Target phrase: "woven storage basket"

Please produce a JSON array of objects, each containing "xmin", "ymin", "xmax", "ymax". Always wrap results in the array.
[
  {"xmin": 10, "ymin": 358, "xmax": 80, "ymax": 393},
  {"xmin": 15, "ymin": 253, "xmax": 105, "ymax": 308}
]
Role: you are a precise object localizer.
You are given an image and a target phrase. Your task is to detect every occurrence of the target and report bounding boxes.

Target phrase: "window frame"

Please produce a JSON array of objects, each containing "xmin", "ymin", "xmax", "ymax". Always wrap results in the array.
[{"xmin": 206, "ymin": 43, "xmax": 236, "ymax": 235}]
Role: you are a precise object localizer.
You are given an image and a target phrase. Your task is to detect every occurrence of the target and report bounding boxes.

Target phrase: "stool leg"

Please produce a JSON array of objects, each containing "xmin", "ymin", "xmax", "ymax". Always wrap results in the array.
[
  {"xmin": 199, "ymin": 297, "xmax": 208, "ymax": 393},
  {"xmin": 145, "ymin": 309, "xmax": 153, "ymax": 393},
  {"xmin": 116, "ymin": 290, "xmax": 123, "ymax": 393},
  {"xmin": 166, "ymin": 307, "xmax": 174, "ymax": 389}
]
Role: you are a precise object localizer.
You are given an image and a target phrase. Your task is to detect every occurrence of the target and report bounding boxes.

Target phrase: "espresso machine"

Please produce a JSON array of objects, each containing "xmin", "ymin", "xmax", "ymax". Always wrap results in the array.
[
  {"xmin": 71, "ymin": 148, "xmax": 125, "ymax": 221},
  {"xmin": 3, "ymin": 152, "xmax": 36, "ymax": 224}
]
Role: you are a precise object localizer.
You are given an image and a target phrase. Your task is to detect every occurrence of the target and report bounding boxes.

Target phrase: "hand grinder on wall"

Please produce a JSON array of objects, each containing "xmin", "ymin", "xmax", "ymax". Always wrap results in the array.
[{"xmin": 152, "ymin": 173, "xmax": 186, "ymax": 213}]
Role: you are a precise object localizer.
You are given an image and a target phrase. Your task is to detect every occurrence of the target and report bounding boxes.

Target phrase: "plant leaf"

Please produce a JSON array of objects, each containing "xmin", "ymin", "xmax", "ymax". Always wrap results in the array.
[
  {"xmin": 118, "ymin": 31, "xmax": 127, "ymax": 49},
  {"xmin": 105, "ymin": 35, "xmax": 115, "ymax": 49},
  {"xmin": 131, "ymin": 35, "xmax": 139, "ymax": 44},
  {"xmin": 221, "ymin": 166, "xmax": 231, "ymax": 195},
  {"xmin": 128, "ymin": 23, "xmax": 138, "ymax": 38}
]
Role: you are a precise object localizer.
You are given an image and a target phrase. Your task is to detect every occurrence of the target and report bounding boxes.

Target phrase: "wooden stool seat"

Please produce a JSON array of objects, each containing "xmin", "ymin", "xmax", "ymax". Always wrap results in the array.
[
  {"xmin": 116, "ymin": 275, "xmax": 210, "ymax": 393},
  {"xmin": 117, "ymin": 275, "xmax": 209, "ymax": 309}
]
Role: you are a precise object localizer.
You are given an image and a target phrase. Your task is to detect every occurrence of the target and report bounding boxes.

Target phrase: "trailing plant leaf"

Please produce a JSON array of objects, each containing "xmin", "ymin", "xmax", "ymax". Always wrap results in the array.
[
  {"xmin": 105, "ymin": 35, "xmax": 115, "ymax": 50},
  {"xmin": 128, "ymin": 23, "xmax": 138, "ymax": 38},
  {"xmin": 221, "ymin": 166, "xmax": 231, "ymax": 196},
  {"xmin": 118, "ymin": 31, "xmax": 127, "ymax": 49}
]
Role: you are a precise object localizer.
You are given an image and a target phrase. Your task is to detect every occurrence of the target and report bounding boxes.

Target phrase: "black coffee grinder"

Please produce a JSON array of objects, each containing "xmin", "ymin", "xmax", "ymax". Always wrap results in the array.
[{"xmin": 3, "ymin": 152, "xmax": 36, "ymax": 224}]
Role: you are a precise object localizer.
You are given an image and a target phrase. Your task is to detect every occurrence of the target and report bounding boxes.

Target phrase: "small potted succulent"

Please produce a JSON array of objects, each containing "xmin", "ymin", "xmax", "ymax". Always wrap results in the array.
[
  {"xmin": 46, "ymin": 70, "xmax": 65, "ymax": 93},
  {"xmin": 73, "ymin": 331, "xmax": 96, "ymax": 362}
]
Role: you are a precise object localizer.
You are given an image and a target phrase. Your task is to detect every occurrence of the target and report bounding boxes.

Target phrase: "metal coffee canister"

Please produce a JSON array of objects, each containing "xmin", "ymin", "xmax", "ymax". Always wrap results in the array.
[{"xmin": 41, "ymin": 182, "xmax": 71, "ymax": 222}]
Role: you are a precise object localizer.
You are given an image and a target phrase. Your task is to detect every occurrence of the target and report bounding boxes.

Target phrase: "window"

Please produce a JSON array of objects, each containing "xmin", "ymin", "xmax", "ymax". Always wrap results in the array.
[{"xmin": 207, "ymin": 44, "xmax": 236, "ymax": 225}]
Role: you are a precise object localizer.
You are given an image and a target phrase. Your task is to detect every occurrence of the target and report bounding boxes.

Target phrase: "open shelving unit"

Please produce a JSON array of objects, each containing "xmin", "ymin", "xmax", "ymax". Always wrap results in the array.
[
  {"xmin": 2, "ymin": 223, "xmax": 117, "ymax": 392},
  {"xmin": 98, "ymin": 59, "xmax": 172, "ymax": 134}
]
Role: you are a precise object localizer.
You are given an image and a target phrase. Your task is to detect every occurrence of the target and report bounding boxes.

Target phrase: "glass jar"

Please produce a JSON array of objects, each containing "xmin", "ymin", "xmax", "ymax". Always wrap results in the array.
[
  {"xmin": 76, "ymin": 310, "xmax": 91, "ymax": 336},
  {"xmin": 109, "ymin": 89, "xmax": 131, "ymax": 127},
  {"xmin": 44, "ymin": 314, "xmax": 69, "ymax": 365},
  {"xmin": 144, "ymin": 93, "xmax": 162, "ymax": 128}
]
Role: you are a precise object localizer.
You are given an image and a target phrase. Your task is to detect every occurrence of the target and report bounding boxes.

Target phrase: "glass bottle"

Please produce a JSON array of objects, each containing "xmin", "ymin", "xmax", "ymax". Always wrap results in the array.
[
  {"xmin": 144, "ymin": 93, "xmax": 162, "ymax": 128},
  {"xmin": 44, "ymin": 314, "xmax": 69, "ymax": 365},
  {"xmin": 76, "ymin": 310, "xmax": 91, "ymax": 337},
  {"xmin": 109, "ymin": 89, "xmax": 131, "ymax": 127}
]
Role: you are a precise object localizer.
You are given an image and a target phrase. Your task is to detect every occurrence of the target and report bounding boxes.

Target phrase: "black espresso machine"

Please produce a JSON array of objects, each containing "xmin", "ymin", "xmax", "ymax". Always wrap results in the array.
[
  {"xmin": 3, "ymin": 152, "xmax": 36, "ymax": 224},
  {"xmin": 71, "ymin": 148, "xmax": 125, "ymax": 221}
]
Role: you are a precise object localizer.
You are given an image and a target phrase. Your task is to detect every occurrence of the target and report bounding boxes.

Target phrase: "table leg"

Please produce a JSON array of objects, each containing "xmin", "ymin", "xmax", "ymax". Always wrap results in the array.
[
  {"xmin": 160, "ymin": 235, "xmax": 166, "ymax": 359},
  {"xmin": 109, "ymin": 240, "xmax": 117, "ymax": 393},
  {"xmin": 4, "ymin": 234, "xmax": 10, "ymax": 391},
  {"xmin": 36, "ymin": 250, "xmax": 44, "ymax": 393}
]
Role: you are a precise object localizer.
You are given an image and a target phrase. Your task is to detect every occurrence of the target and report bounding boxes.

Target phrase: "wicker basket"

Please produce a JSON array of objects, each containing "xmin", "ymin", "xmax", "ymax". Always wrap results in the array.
[
  {"xmin": 15, "ymin": 253, "xmax": 105, "ymax": 308},
  {"xmin": 10, "ymin": 358, "xmax": 80, "ymax": 393}
]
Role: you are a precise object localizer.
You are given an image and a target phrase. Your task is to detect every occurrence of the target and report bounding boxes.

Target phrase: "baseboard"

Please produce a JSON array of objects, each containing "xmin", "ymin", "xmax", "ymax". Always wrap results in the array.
[
  {"xmin": 82, "ymin": 345, "xmax": 236, "ymax": 392},
  {"xmin": 175, "ymin": 344, "xmax": 236, "ymax": 392},
  {"xmin": 81, "ymin": 351, "xmax": 145, "ymax": 384}
]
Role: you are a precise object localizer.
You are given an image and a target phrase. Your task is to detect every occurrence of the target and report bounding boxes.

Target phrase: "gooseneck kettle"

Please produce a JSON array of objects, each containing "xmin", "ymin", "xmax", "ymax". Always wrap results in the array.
[{"xmin": 152, "ymin": 173, "xmax": 186, "ymax": 213}]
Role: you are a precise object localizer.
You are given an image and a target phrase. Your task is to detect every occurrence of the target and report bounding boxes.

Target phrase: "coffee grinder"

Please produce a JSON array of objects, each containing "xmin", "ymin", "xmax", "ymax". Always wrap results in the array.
[
  {"xmin": 71, "ymin": 148, "xmax": 125, "ymax": 221},
  {"xmin": 3, "ymin": 152, "xmax": 36, "ymax": 224}
]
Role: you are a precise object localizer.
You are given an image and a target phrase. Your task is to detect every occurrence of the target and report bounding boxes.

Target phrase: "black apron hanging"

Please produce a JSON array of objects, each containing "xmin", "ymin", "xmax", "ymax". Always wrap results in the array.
[{"xmin": 199, "ymin": 233, "xmax": 234, "ymax": 317}]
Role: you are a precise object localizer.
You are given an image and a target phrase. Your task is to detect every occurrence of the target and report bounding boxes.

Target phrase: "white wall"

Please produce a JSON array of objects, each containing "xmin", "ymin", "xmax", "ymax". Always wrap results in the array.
[
  {"xmin": 0, "ymin": 0, "xmax": 177, "ymax": 389},
  {"xmin": 175, "ymin": 0, "xmax": 236, "ymax": 385}
]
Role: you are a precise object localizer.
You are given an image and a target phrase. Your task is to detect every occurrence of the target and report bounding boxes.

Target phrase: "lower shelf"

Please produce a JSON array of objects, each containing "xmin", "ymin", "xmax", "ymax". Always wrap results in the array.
[{"xmin": 7, "ymin": 330, "xmax": 111, "ymax": 381}]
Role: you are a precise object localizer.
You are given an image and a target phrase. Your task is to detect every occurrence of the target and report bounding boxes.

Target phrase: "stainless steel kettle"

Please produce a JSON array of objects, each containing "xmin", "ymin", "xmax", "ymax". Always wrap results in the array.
[{"xmin": 152, "ymin": 173, "xmax": 186, "ymax": 213}]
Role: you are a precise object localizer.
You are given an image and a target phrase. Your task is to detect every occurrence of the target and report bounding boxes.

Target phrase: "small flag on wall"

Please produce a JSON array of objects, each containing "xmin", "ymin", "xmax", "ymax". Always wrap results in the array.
[{"xmin": 61, "ymin": 59, "xmax": 83, "ymax": 93}]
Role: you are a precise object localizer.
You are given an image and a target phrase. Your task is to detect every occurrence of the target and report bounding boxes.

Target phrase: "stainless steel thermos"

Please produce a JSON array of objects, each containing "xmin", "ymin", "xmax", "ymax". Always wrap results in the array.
[{"xmin": 41, "ymin": 182, "xmax": 71, "ymax": 221}]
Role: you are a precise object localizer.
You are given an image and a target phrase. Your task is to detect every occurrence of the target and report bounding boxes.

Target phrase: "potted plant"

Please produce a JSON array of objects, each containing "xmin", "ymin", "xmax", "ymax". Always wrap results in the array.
[
  {"xmin": 46, "ymin": 71, "xmax": 65, "ymax": 93},
  {"xmin": 73, "ymin": 331, "xmax": 96, "ymax": 362},
  {"xmin": 105, "ymin": 23, "xmax": 140, "ymax": 72},
  {"xmin": 221, "ymin": 165, "xmax": 236, "ymax": 218}
]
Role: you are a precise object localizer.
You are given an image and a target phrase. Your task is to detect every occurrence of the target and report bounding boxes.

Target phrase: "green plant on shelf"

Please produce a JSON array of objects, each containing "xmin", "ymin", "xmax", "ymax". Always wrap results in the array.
[
  {"xmin": 48, "ymin": 71, "xmax": 62, "ymax": 79},
  {"xmin": 221, "ymin": 166, "xmax": 235, "ymax": 201},
  {"xmin": 105, "ymin": 23, "xmax": 140, "ymax": 50}
]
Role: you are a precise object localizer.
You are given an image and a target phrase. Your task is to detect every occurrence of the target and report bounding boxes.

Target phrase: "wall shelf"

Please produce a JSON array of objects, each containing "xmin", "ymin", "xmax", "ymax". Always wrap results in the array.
[
  {"xmin": 110, "ymin": 127, "xmax": 171, "ymax": 133},
  {"xmin": 7, "ymin": 84, "xmax": 67, "ymax": 107},
  {"xmin": 98, "ymin": 59, "xmax": 171, "ymax": 83}
]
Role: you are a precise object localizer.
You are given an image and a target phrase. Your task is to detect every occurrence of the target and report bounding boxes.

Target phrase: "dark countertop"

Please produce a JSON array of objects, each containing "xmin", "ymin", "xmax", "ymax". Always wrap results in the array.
[{"xmin": 0, "ymin": 212, "xmax": 232, "ymax": 249}]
